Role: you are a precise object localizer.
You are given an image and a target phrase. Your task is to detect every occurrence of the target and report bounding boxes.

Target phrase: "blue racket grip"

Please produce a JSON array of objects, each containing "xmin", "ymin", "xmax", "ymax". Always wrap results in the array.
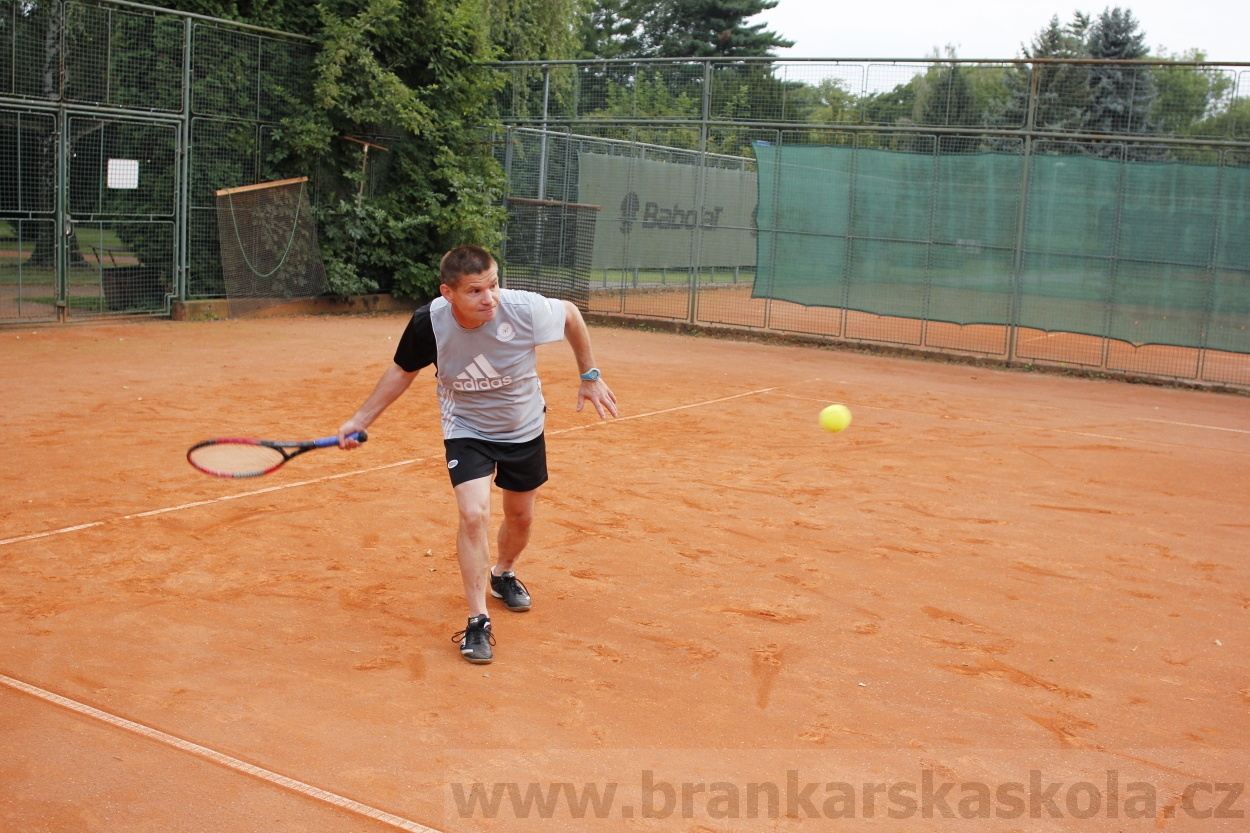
[{"xmin": 315, "ymin": 430, "xmax": 368, "ymax": 448}]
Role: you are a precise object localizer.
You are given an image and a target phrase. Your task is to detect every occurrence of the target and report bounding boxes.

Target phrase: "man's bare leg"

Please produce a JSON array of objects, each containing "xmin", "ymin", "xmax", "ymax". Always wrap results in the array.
[
  {"xmin": 452, "ymin": 475, "xmax": 493, "ymax": 617},
  {"xmin": 490, "ymin": 487, "xmax": 537, "ymax": 611},
  {"xmin": 494, "ymin": 487, "xmax": 537, "ymax": 574}
]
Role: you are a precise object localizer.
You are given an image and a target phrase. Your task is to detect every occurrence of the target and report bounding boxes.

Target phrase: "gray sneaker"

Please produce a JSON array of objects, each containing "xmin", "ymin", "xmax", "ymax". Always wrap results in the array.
[
  {"xmin": 453, "ymin": 615, "xmax": 494, "ymax": 664},
  {"xmin": 490, "ymin": 570, "xmax": 531, "ymax": 611}
]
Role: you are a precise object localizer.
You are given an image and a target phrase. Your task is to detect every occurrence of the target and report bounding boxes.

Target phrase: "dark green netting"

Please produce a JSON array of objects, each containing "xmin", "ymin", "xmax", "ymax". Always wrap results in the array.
[{"xmin": 754, "ymin": 142, "xmax": 1250, "ymax": 354}]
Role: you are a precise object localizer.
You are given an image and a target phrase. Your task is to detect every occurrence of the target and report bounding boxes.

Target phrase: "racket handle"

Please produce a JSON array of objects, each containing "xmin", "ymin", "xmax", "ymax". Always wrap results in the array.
[{"xmin": 314, "ymin": 430, "xmax": 368, "ymax": 448}]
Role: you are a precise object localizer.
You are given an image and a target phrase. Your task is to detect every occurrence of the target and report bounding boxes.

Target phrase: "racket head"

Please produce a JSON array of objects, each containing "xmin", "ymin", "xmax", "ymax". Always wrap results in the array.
[
  {"xmin": 186, "ymin": 431, "xmax": 366, "ymax": 478},
  {"xmin": 187, "ymin": 439, "xmax": 288, "ymax": 478}
]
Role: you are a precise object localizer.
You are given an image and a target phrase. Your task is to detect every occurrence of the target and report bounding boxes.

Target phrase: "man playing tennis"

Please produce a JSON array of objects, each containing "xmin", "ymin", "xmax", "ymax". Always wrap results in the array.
[{"xmin": 336, "ymin": 245, "xmax": 618, "ymax": 664}]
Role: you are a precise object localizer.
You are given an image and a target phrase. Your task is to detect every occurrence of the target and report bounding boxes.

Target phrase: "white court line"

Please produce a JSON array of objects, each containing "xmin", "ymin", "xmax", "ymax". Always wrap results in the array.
[
  {"xmin": 0, "ymin": 672, "xmax": 439, "ymax": 833},
  {"xmin": 0, "ymin": 458, "xmax": 427, "ymax": 548},
  {"xmin": 549, "ymin": 386, "xmax": 776, "ymax": 434},
  {"xmin": 1, "ymin": 387, "xmax": 778, "ymax": 548},
  {"xmin": 1134, "ymin": 417, "xmax": 1250, "ymax": 435}
]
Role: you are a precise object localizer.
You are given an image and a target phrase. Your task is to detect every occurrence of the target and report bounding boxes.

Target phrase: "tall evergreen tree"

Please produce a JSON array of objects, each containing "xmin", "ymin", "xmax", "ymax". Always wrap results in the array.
[
  {"xmin": 994, "ymin": 14, "xmax": 1090, "ymax": 135},
  {"xmin": 991, "ymin": 8, "xmax": 1162, "ymax": 157},
  {"xmin": 1029, "ymin": 15, "xmax": 1091, "ymax": 131},
  {"xmin": 1084, "ymin": 7, "xmax": 1159, "ymax": 146},
  {"xmin": 579, "ymin": 0, "xmax": 644, "ymax": 58},
  {"xmin": 583, "ymin": 0, "xmax": 792, "ymax": 59},
  {"xmin": 647, "ymin": 0, "xmax": 792, "ymax": 57}
]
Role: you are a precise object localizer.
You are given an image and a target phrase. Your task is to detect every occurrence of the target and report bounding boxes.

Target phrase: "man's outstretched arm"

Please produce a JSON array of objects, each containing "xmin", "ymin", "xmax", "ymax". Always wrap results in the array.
[{"xmin": 337, "ymin": 362, "xmax": 420, "ymax": 447}]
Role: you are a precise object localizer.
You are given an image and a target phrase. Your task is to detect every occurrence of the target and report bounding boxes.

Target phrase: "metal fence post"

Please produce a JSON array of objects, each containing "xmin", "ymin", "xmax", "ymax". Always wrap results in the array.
[
  {"xmin": 559, "ymin": 129, "xmax": 573, "ymax": 283},
  {"xmin": 1196, "ymin": 151, "xmax": 1227, "ymax": 381},
  {"xmin": 54, "ymin": 0, "xmax": 67, "ymax": 318},
  {"xmin": 176, "ymin": 15, "xmax": 192, "ymax": 303},
  {"xmin": 55, "ymin": 111, "xmax": 66, "ymax": 320},
  {"xmin": 1006, "ymin": 64, "xmax": 1040, "ymax": 363},
  {"xmin": 689, "ymin": 59, "xmax": 712, "ymax": 325},
  {"xmin": 537, "ymin": 66, "xmax": 550, "ymax": 202},
  {"xmin": 762, "ymin": 128, "xmax": 782, "ymax": 332},
  {"xmin": 500, "ymin": 126, "xmax": 514, "ymax": 274},
  {"xmin": 840, "ymin": 132, "xmax": 857, "ymax": 334},
  {"xmin": 1102, "ymin": 144, "xmax": 1129, "ymax": 370},
  {"xmin": 530, "ymin": 70, "xmax": 551, "ymax": 273},
  {"xmin": 921, "ymin": 134, "xmax": 939, "ymax": 348}
]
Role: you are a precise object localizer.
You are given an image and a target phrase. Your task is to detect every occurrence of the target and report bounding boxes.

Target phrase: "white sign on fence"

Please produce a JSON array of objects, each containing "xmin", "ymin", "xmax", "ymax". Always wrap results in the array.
[{"xmin": 107, "ymin": 159, "xmax": 140, "ymax": 190}]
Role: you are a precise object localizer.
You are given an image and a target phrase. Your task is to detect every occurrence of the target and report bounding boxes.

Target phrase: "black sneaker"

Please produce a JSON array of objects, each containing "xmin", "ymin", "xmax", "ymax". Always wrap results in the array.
[
  {"xmin": 452, "ymin": 615, "xmax": 494, "ymax": 664},
  {"xmin": 490, "ymin": 570, "xmax": 531, "ymax": 611}
]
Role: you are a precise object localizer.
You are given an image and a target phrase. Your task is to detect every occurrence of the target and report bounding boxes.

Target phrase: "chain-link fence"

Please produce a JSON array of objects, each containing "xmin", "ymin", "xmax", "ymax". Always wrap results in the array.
[
  {"xmin": 494, "ymin": 58, "xmax": 1250, "ymax": 390},
  {"xmin": 4, "ymin": 14, "xmax": 1248, "ymax": 390},
  {"xmin": 0, "ymin": 0, "xmax": 313, "ymax": 322}
]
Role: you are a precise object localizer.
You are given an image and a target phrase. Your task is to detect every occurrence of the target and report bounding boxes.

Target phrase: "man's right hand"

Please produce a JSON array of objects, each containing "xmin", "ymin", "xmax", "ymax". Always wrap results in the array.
[{"xmin": 337, "ymin": 420, "xmax": 368, "ymax": 449}]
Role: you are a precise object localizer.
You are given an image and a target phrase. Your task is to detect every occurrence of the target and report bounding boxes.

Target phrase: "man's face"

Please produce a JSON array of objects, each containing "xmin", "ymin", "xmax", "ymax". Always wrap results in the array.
[{"xmin": 440, "ymin": 267, "xmax": 500, "ymax": 329}]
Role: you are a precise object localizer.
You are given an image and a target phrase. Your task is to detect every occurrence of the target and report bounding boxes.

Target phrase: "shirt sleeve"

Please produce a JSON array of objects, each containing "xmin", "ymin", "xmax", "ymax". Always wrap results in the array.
[
  {"xmin": 393, "ymin": 304, "xmax": 437, "ymax": 373},
  {"xmin": 525, "ymin": 291, "xmax": 567, "ymax": 345}
]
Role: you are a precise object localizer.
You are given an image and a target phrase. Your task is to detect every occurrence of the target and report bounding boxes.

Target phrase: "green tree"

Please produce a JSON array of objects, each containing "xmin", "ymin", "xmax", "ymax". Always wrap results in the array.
[
  {"xmin": 993, "ymin": 14, "xmax": 1090, "ymax": 135},
  {"xmin": 1152, "ymin": 49, "xmax": 1236, "ymax": 137},
  {"xmin": 916, "ymin": 61, "xmax": 978, "ymax": 152},
  {"xmin": 904, "ymin": 46, "xmax": 1001, "ymax": 152},
  {"xmin": 1084, "ymin": 6, "xmax": 1160, "ymax": 151},
  {"xmin": 862, "ymin": 80, "xmax": 919, "ymax": 127},
  {"xmin": 158, "ymin": 1, "xmax": 322, "ymax": 34},
  {"xmin": 169, "ymin": 0, "xmax": 586, "ymax": 59},
  {"xmin": 277, "ymin": 0, "xmax": 505, "ymax": 298},
  {"xmin": 649, "ymin": 0, "xmax": 793, "ymax": 57},
  {"xmin": 802, "ymin": 77, "xmax": 859, "ymax": 125},
  {"xmin": 991, "ymin": 8, "xmax": 1165, "ymax": 156},
  {"xmin": 171, "ymin": 0, "xmax": 596, "ymax": 298},
  {"xmin": 1191, "ymin": 97, "xmax": 1250, "ymax": 140},
  {"xmin": 487, "ymin": 0, "xmax": 587, "ymax": 60},
  {"xmin": 579, "ymin": 0, "xmax": 643, "ymax": 58},
  {"xmin": 584, "ymin": 69, "xmax": 701, "ymax": 146},
  {"xmin": 583, "ymin": 0, "xmax": 791, "ymax": 59}
]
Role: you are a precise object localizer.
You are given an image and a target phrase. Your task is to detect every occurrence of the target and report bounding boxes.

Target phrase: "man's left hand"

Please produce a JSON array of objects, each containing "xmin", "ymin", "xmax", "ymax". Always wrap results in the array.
[{"xmin": 577, "ymin": 379, "xmax": 619, "ymax": 419}]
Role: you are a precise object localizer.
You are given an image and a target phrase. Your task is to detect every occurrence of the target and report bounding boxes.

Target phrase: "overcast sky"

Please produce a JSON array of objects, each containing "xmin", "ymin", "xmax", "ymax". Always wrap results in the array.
[{"xmin": 753, "ymin": 0, "xmax": 1248, "ymax": 63}]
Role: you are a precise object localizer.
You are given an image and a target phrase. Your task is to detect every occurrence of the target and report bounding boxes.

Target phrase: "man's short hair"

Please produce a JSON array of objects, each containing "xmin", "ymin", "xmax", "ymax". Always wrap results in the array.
[{"xmin": 440, "ymin": 245, "xmax": 496, "ymax": 288}]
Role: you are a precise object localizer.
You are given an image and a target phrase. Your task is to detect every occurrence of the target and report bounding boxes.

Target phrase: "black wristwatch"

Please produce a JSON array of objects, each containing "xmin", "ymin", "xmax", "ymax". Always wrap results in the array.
[{"xmin": 579, "ymin": 367, "xmax": 601, "ymax": 381}]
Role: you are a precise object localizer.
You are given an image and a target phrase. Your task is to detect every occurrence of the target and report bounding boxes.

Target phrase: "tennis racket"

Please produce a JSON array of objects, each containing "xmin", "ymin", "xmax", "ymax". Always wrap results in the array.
[{"xmin": 187, "ymin": 431, "xmax": 367, "ymax": 478}]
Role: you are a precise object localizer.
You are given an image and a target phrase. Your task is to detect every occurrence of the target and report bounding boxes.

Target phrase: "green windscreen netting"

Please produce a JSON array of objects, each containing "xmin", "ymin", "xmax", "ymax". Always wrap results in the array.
[{"xmin": 753, "ymin": 143, "xmax": 1250, "ymax": 354}]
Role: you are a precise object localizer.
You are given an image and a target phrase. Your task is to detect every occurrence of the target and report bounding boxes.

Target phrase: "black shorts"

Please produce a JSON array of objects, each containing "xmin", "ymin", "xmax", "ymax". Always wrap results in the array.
[{"xmin": 444, "ymin": 434, "xmax": 548, "ymax": 491}]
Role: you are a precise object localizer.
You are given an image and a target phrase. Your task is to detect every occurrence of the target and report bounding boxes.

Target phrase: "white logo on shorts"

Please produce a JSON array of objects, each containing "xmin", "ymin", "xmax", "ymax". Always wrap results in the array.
[
  {"xmin": 496, "ymin": 322, "xmax": 516, "ymax": 342},
  {"xmin": 448, "ymin": 460, "xmax": 459, "ymax": 469}
]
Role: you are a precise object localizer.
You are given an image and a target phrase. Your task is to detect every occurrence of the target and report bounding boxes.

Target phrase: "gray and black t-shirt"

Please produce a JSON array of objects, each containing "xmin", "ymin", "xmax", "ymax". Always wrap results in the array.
[{"xmin": 393, "ymin": 289, "xmax": 567, "ymax": 442}]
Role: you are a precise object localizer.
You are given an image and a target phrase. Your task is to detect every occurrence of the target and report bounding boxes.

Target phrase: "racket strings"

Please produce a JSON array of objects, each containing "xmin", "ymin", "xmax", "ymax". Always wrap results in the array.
[{"xmin": 188, "ymin": 442, "xmax": 286, "ymax": 477}]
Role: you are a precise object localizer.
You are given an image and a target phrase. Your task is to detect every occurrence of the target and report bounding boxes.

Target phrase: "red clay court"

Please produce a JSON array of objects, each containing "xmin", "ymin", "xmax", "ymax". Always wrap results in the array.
[{"xmin": 1, "ymin": 314, "xmax": 1247, "ymax": 831}]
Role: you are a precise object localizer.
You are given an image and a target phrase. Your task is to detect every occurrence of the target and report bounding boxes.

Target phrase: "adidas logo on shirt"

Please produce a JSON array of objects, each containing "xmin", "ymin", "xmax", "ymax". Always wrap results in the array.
[{"xmin": 453, "ymin": 354, "xmax": 513, "ymax": 391}]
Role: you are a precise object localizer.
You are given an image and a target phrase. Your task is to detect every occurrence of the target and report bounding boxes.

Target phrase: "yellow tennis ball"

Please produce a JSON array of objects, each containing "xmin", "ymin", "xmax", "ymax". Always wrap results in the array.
[{"xmin": 819, "ymin": 404, "xmax": 852, "ymax": 433}]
